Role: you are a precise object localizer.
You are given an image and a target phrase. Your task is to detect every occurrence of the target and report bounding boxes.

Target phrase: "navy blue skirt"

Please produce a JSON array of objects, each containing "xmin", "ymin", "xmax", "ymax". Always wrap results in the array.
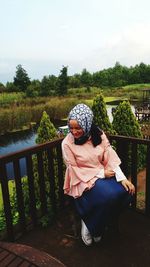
[{"xmin": 74, "ymin": 177, "xmax": 132, "ymax": 237}]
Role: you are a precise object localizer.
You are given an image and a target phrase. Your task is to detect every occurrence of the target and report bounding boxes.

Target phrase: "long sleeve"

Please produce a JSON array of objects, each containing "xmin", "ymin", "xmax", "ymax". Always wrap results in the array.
[
  {"xmin": 114, "ymin": 166, "xmax": 127, "ymax": 182},
  {"xmin": 96, "ymin": 133, "xmax": 126, "ymax": 182},
  {"xmin": 62, "ymin": 134, "xmax": 104, "ymax": 198},
  {"xmin": 61, "ymin": 132, "xmax": 126, "ymax": 198},
  {"xmin": 101, "ymin": 132, "xmax": 121, "ymax": 170}
]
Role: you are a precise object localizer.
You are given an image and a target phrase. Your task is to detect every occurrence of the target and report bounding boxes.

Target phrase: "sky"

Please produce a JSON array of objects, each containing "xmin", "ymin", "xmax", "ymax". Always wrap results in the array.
[{"xmin": 1, "ymin": 0, "xmax": 150, "ymax": 84}]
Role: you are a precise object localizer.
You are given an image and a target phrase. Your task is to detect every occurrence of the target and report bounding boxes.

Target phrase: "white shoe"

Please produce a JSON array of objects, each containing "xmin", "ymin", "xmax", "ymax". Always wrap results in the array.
[
  {"xmin": 81, "ymin": 220, "xmax": 92, "ymax": 246},
  {"xmin": 93, "ymin": 236, "xmax": 102, "ymax": 243}
]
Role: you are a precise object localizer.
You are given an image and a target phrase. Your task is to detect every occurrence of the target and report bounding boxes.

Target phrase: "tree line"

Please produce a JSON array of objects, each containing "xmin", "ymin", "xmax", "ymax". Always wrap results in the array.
[{"xmin": 0, "ymin": 61, "xmax": 150, "ymax": 97}]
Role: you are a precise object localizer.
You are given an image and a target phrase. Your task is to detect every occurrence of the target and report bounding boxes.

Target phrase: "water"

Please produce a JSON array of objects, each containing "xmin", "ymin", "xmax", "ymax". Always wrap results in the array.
[
  {"xmin": 0, "ymin": 129, "xmax": 37, "ymax": 179},
  {"xmin": 0, "ymin": 129, "xmax": 37, "ymax": 155}
]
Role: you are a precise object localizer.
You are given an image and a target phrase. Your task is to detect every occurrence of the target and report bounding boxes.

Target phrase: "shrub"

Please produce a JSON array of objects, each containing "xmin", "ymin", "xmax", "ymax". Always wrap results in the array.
[
  {"xmin": 112, "ymin": 100, "xmax": 146, "ymax": 173},
  {"xmin": 92, "ymin": 93, "xmax": 114, "ymax": 134}
]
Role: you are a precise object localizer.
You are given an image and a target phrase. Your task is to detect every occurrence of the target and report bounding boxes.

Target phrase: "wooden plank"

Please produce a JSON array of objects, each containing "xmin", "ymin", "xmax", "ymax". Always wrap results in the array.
[
  {"xmin": 0, "ymin": 249, "xmax": 9, "ymax": 260},
  {"xmin": 26, "ymin": 154, "xmax": 37, "ymax": 226},
  {"xmin": 0, "ymin": 161, "xmax": 14, "ymax": 241},
  {"xmin": 0, "ymin": 253, "xmax": 17, "ymax": 266},
  {"xmin": 131, "ymin": 143, "xmax": 138, "ymax": 209},
  {"xmin": 13, "ymin": 158, "xmax": 26, "ymax": 232},
  {"xmin": 47, "ymin": 148, "xmax": 57, "ymax": 212},
  {"xmin": 37, "ymin": 151, "xmax": 47, "ymax": 215},
  {"xmin": 145, "ymin": 144, "xmax": 150, "ymax": 216},
  {"xmin": 56, "ymin": 144, "xmax": 65, "ymax": 208}
]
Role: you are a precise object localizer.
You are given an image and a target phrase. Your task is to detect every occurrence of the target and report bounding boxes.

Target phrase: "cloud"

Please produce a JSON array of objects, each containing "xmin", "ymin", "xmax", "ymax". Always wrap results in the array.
[{"xmin": 82, "ymin": 22, "xmax": 150, "ymax": 71}]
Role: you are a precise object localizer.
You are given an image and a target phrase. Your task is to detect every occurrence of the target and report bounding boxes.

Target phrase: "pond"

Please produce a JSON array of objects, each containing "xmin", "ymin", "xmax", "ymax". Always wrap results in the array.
[{"xmin": 0, "ymin": 128, "xmax": 37, "ymax": 179}]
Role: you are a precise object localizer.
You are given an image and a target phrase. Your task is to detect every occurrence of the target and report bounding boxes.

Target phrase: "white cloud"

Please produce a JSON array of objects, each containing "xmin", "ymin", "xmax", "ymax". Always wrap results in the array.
[{"xmin": 81, "ymin": 22, "xmax": 150, "ymax": 71}]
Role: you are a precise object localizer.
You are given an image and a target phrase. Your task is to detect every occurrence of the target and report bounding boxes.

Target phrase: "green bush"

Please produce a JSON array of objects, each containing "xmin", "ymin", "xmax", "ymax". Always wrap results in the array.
[
  {"xmin": 112, "ymin": 101, "xmax": 146, "ymax": 173},
  {"xmin": 92, "ymin": 93, "xmax": 115, "ymax": 134}
]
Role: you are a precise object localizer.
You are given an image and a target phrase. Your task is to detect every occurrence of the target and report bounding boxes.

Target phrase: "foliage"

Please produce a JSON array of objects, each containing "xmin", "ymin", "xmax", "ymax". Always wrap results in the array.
[
  {"xmin": 14, "ymin": 64, "xmax": 31, "ymax": 92},
  {"xmin": 0, "ymin": 106, "xmax": 32, "ymax": 134},
  {"xmin": 0, "ymin": 92, "xmax": 24, "ymax": 107},
  {"xmin": 0, "ymin": 112, "xmax": 59, "ymax": 231},
  {"xmin": 112, "ymin": 101, "xmax": 142, "ymax": 137},
  {"xmin": 0, "ymin": 83, "xmax": 6, "ymax": 93},
  {"xmin": 1, "ymin": 62, "xmax": 150, "ymax": 95},
  {"xmin": 92, "ymin": 93, "xmax": 114, "ymax": 134},
  {"xmin": 40, "ymin": 75, "xmax": 57, "ymax": 96},
  {"xmin": 36, "ymin": 111, "xmax": 58, "ymax": 144},
  {"xmin": 26, "ymin": 80, "xmax": 41, "ymax": 97},
  {"xmin": 5, "ymin": 82, "xmax": 18, "ymax": 93},
  {"xmin": 0, "ymin": 97, "xmax": 78, "ymax": 135},
  {"xmin": 112, "ymin": 101, "xmax": 146, "ymax": 172},
  {"xmin": 80, "ymin": 68, "xmax": 93, "ymax": 87},
  {"xmin": 0, "ymin": 178, "xmax": 30, "ymax": 231},
  {"xmin": 34, "ymin": 111, "xmax": 59, "ymax": 225},
  {"xmin": 56, "ymin": 66, "xmax": 68, "ymax": 96},
  {"xmin": 68, "ymin": 73, "xmax": 81, "ymax": 88}
]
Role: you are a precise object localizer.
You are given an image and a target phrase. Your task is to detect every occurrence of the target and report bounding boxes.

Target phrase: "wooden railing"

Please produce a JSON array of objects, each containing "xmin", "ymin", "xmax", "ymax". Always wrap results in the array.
[
  {"xmin": 0, "ymin": 138, "xmax": 65, "ymax": 242},
  {"xmin": 0, "ymin": 135, "xmax": 150, "ymax": 241}
]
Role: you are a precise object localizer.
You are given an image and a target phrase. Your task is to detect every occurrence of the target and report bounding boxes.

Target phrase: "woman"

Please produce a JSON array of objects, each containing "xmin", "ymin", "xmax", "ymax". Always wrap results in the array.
[{"xmin": 62, "ymin": 103, "xmax": 135, "ymax": 246}]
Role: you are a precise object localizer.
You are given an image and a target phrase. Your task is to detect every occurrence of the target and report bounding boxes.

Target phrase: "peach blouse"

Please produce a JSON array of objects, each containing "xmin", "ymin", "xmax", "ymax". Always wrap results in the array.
[{"xmin": 62, "ymin": 132, "xmax": 126, "ymax": 198}]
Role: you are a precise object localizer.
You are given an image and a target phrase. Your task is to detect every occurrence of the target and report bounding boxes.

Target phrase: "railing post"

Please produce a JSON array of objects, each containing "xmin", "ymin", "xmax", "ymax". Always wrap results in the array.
[
  {"xmin": 116, "ymin": 139, "xmax": 129, "ymax": 177},
  {"xmin": 47, "ymin": 148, "xmax": 57, "ymax": 213},
  {"xmin": 131, "ymin": 143, "xmax": 138, "ymax": 209},
  {"xmin": 145, "ymin": 144, "xmax": 150, "ymax": 216},
  {"xmin": 0, "ymin": 161, "xmax": 14, "ymax": 241},
  {"xmin": 26, "ymin": 154, "xmax": 37, "ymax": 226},
  {"xmin": 37, "ymin": 151, "xmax": 47, "ymax": 215},
  {"xmin": 13, "ymin": 159, "xmax": 26, "ymax": 233},
  {"xmin": 56, "ymin": 143, "xmax": 65, "ymax": 208}
]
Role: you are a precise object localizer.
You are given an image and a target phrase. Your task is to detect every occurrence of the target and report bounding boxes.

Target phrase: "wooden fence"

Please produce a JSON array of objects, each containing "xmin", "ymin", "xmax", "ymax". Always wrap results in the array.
[{"xmin": 0, "ymin": 135, "xmax": 150, "ymax": 241}]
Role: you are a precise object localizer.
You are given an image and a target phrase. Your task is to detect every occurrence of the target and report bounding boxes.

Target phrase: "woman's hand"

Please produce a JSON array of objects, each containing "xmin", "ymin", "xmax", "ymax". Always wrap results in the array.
[
  {"xmin": 121, "ymin": 179, "xmax": 135, "ymax": 195},
  {"xmin": 104, "ymin": 169, "xmax": 115, "ymax": 178}
]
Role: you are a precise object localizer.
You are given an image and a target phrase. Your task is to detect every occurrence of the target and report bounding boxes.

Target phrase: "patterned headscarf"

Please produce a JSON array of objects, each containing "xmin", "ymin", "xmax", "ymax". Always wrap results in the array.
[{"xmin": 68, "ymin": 103, "xmax": 93, "ymax": 135}]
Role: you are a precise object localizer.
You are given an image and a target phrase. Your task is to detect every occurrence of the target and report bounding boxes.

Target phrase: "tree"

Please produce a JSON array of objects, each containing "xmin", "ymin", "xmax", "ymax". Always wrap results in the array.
[
  {"xmin": 32, "ymin": 112, "xmax": 58, "ymax": 225},
  {"xmin": 14, "ymin": 64, "xmax": 31, "ymax": 92},
  {"xmin": 36, "ymin": 111, "xmax": 58, "ymax": 144},
  {"xmin": 26, "ymin": 80, "xmax": 40, "ymax": 97},
  {"xmin": 68, "ymin": 73, "xmax": 81, "ymax": 88},
  {"xmin": 112, "ymin": 101, "xmax": 145, "ymax": 172},
  {"xmin": 6, "ymin": 82, "xmax": 18, "ymax": 92},
  {"xmin": 112, "ymin": 101, "xmax": 142, "ymax": 137},
  {"xmin": 92, "ymin": 93, "xmax": 114, "ymax": 134},
  {"xmin": 80, "ymin": 68, "xmax": 93, "ymax": 87},
  {"xmin": 40, "ymin": 75, "xmax": 57, "ymax": 96},
  {"xmin": 0, "ymin": 83, "xmax": 5, "ymax": 93},
  {"xmin": 56, "ymin": 66, "xmax": 68, "ymax": 96}
]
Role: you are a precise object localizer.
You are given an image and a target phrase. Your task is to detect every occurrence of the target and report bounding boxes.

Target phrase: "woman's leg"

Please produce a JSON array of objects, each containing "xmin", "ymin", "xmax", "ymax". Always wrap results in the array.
[{"xmin": 74, "ymin": 177, "xmax": 132, "ymax": 237}]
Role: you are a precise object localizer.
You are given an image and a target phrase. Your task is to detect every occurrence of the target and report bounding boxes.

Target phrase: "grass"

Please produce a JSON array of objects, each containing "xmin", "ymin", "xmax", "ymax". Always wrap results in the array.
[
  {"xmin": 0, "ymin": 180, "xmax": 15, "ymax": 210},
  {"xmin": 0, "ymin": 84, "xmax": 149, "ymax": 135},
  {"xmin": 123, "ymin": 83, "xmax": 150, "ymax": 90},
  {"xmin": 0, "ymin": 92, "xmax": 25, "ymax": 107}
]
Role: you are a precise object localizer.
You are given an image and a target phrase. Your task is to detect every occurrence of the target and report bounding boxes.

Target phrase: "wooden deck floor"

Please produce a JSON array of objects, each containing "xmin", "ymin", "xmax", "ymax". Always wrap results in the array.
[
  {"xmin": 18, "ymin": 208, "xmax": 150, "ymax": 267},
  {"xmin": 0, "ymin": 241, "xmax": 66, "ymax": 267}
]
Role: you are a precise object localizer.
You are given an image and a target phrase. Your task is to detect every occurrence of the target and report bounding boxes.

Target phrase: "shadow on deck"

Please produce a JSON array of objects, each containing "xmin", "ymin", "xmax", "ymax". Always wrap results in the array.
[{"xmin": 17, "ymin": 207, "xmax": 150, "ymax": 267}]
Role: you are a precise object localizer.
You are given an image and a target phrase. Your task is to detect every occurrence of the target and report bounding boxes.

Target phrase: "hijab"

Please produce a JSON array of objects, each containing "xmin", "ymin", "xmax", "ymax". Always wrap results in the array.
[
  {"xmin": 68, "ymin": 103, "xmax": 93, "ymax": 145},
  {"xmin": 68, "ymin": 103, "xmax": 103, "ymax": 146}
]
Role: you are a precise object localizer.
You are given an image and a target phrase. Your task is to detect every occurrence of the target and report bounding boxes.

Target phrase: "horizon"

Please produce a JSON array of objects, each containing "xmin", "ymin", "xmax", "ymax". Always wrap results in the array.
[{"xmin": 1, "ymin": 61, "xmax": 150, "ymax": 86}]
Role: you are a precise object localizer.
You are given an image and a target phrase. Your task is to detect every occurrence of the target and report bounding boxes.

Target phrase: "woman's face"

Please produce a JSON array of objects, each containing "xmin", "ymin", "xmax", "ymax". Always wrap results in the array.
[{"xmin": 69, "ymin": 120, "xmax": 84, "ymax": 139}]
